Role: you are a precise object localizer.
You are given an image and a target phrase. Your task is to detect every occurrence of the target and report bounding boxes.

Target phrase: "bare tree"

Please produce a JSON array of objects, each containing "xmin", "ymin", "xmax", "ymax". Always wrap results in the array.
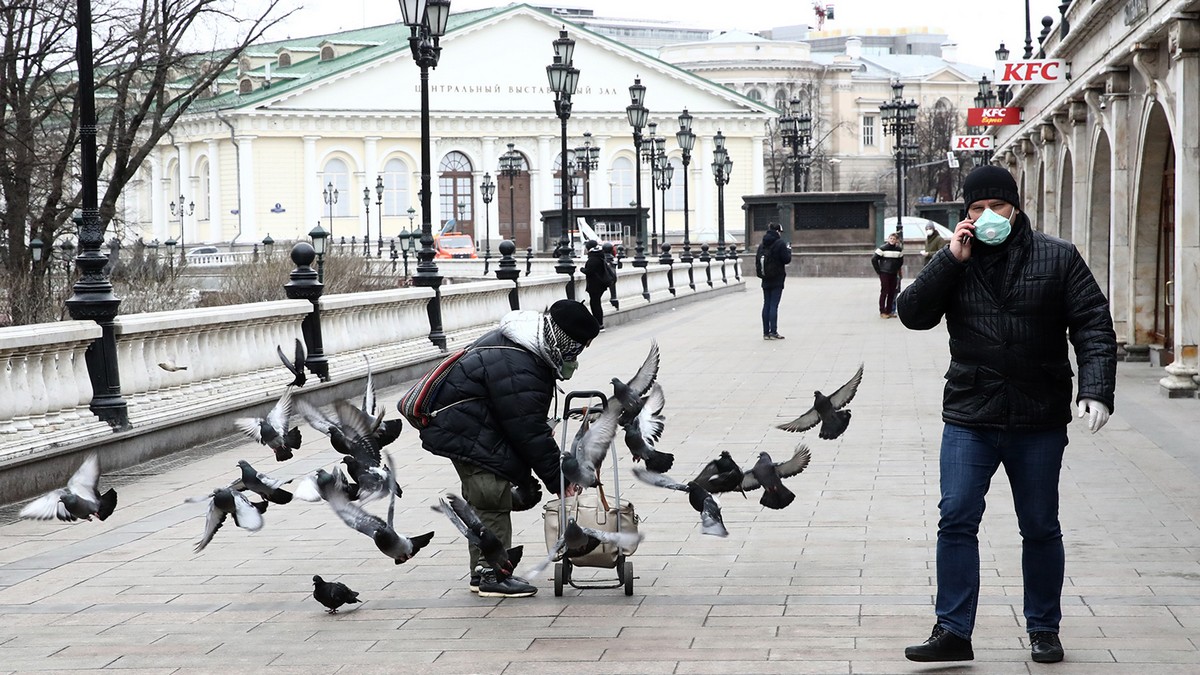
[
  {"xmin": 0, "ymin": 0, "xmax": 289, "ymax": 326},
  {"xmin": 762, "ymin": 69, "xmax": 852, "ymax": 194},
  {"xmin": 908, "ymin": 104, "xmax": 969, "ymax": 204}
]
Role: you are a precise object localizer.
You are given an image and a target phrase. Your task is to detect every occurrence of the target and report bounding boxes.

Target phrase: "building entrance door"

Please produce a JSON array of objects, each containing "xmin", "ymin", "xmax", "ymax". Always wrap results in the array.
[{"xmin": 499, "ymin": 172, "xmax": 532, "ymax": 249}]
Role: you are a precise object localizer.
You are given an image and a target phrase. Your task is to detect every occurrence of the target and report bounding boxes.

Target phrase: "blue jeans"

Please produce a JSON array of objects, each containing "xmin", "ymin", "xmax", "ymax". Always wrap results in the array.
[
  {"xmin": 935, "ymin": 423, "xmax": 1068, "ymax": 639},
  {"xmin": 761, "ymin": 286, "xmax": 783, "ymax": 335}
]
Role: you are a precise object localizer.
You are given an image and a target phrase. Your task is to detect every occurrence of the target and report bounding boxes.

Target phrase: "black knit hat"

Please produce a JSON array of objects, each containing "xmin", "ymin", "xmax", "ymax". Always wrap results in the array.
[
  {"xmin": 548, "ymin": 300, "xmax": 600, "ymax": 344},
  {"xmin": 962, "ymin": 165, "xmax": 1020, "ymax": 209}
]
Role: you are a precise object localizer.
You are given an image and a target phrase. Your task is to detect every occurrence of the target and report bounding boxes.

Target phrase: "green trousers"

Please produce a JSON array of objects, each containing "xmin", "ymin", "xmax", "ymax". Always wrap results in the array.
[{"xmin": 452, "ymin": 460, "xmax": 513, "ymax": 574}]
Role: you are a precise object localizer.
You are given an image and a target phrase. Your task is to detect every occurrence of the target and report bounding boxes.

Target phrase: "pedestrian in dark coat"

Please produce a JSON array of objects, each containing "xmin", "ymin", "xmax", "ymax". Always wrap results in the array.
[
  {"xmin": 755, "ymin": 222, "xmax": 792, "ymax": 339},
  {"xmin": 417, "ymin": 300, "xmax": 600, "ymax": 597},
  {"xmin": 872, "ymin": 231, "xmax": 904, "ymax": 317},
  {"xmin": 898, "ymin": 165, "xmax": 1117, "ymax": 665},
  {"xmin": 582, "ymin": 240, "xmax": 610, "ymax": 330}
]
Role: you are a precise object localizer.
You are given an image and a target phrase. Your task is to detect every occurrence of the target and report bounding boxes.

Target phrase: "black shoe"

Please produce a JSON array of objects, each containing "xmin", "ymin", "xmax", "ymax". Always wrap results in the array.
[
  {"xmin": 1030, "ymin": 631, "xmax": 1064, "ymax": 663},
  {"xmin": 905, "ymin": 624, "xmax": 974, "ymax": 662},
  {"xmin": 770, "ymin": 333, "xmax": 785, "ymax": 340},
  {"xmin": 469, "ymin": 568, "xmax": 481, "ymax": 593},
  {"xmin": 477, "ymin": 568, "xmax": 537, "ymax": 598}
]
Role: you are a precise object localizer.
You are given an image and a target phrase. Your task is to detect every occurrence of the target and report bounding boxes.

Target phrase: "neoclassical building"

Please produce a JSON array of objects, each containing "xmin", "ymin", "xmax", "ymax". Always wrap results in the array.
[
  {"xmin": 989, "ymin": 0, "xmax": 1199, "ymax": 397},
  {"xmin": 127, "ymin": 4, "xmax": 775, "ymax": 254}
]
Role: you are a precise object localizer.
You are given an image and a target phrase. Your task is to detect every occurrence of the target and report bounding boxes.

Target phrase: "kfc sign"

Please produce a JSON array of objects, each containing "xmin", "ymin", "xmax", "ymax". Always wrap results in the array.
[
  {"xmin": 952, "ymin": 135, "xmax": 994, "ymax": 151},
  {"xmin": 995, "ymin": 59, "xmax": 1068, "ymax": 84},
  {"xmin": 967, "ymin": 107, "xmax": 1022, "ymax": 126}
]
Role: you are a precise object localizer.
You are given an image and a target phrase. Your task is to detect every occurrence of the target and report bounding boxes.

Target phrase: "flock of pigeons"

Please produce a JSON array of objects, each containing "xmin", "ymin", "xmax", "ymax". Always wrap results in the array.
[{"xmin": 16, "ymin": 333, "xmax": 865, "ymax": 614}]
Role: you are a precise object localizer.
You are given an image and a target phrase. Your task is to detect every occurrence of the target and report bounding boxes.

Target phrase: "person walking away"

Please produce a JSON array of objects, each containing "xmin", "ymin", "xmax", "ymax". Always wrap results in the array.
[
  {"xmin": 897, "ymin": 164, "xmax": 1117, "ymax": 664},
  {"xmin": 755, "ymin": 221, "xmax": 792, "ymax": 339},
  {"xmin": 922, "ymin": 223, "xmax": 946, "ymax": 267},
  {"xmin": 582, "ymin": 240, "xmax": 611, "ymax": 330},
  {"xmin": 417, "ymin": 299, "xmax": 600, "ymax": 598},
  {"xmin": 602, "ymin": 242, "xmax": 619, "ymax": 309},
  {"xmin": 872, "ymin": 231, "xmax": 904, "ymax": 317}
]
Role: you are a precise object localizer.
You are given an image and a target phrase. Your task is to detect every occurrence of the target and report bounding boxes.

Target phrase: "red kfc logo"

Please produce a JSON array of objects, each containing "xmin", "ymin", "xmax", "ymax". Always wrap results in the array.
[
  {"xmin": 996, "ymin": 59, "xmax": 1067, "ymax": 84},
  {"xmin": 967, "ymin": 107, "xmax": 1023, "ymax": 126},
  {"xmin": 951, "ymin": 135, "xmax": 995, "ymax": 151}
]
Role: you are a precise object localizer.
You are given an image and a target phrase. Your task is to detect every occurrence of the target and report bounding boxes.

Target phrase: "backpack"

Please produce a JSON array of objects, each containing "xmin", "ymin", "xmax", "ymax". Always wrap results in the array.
[
  {"xmin": 604, "ymin": 261, "xmax": 618, "ymax": 285},
  {"xmin": 757, "ymin": 242, "xmax": 783, "ymax": 280}
]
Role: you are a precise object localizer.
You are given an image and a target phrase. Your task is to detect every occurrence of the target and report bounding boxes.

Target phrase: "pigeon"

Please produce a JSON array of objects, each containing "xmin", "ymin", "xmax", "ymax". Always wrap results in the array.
[
  {"xmin": 297, "ymin": 399, "xmax": 400, "ymax": 501},
  {"xmin": 561, "ymin": 400, "xmax": 620, "ymax": 488},
  {"xmin": 235, "ymin": 388, "xmax": 302, "ymax": 461},
  {"xmin": 692, "ymin": 451, "xmax": 747, "ymax": 497},
  {"xmin": 312, "ymin": 575, "xmax": 361, "ymax": 614},
  {"xmin": 19, "ymin": 453, "xmax": 118, "ymax": 522},
  {"xmin": 631, "ymin": 465, "xmax": 728, "ymax": 537},
  {"xmin": 157, "ymin": 359, "xmax": 188, "ymax": 372},
  {"xmin": 431, "ymin": 493, "xmax": 524, "ymax": 579},
  {"xmin": 611, "ymin": 341, "xmax": 660, "ymax": 425},
  {"xmin": 511, "ymin": 480, "xmax": 543, "ymax": 512},
  {"xmin": 325, "ymin": 453, "xmax": 433, "ymax": 565},
  {"xmin": 741, "ymin": 445, "xmax": 812, "ymax": 510},
  {"xmin": 184, "ymin": 487, "xmax": 268, "ymax": 553},
  {"xmin": 522, "ymin": 518, "xmax": 645, "ymax": 581},
  {"xmin": 231, "ymin": 460, "xmax": 294, "ymax": 505},
  {"xmin": 622, "ymin": 382, "xmax": 673, "ymax": 473},
  {"xmin": 277, "ymin": 338, "xmax": 307, "ymax": 388},
  {"xmin": 291, "ymin": 467, "xmax": 359, "ymax": 503},
  {"xmin": 357, "ymin": 355, "xmax": 405, "ymax": 445},
  {"xmin": 777, "ymin": 363, "xmax": 864, "ymax": 439}
]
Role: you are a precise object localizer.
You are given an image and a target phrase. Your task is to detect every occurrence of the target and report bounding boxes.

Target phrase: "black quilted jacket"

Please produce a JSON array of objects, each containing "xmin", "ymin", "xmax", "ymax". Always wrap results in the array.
[
  {"xmin": 417, "ymin": 328, "xmax": 562, "ymax": 493},
  {"xmin": 896, "ymin": 220, "xmax": 1116, "ymax": 430}
]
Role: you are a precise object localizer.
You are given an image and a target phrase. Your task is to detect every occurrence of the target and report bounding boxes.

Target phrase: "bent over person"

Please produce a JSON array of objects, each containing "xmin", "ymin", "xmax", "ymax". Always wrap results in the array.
[
  {"xmin": 897, "ymin": 165, "xmax": 1117, "ymax": 664},
  {"xmin": 417, "ymin": 299, "xmax": 600, "ymax": 598}
]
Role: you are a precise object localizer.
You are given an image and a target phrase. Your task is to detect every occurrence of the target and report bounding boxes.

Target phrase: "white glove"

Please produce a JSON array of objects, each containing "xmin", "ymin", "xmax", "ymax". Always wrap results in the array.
[{"xmin": 1077, "ymin": 399, "xmax": 1110, "ymax": 433}]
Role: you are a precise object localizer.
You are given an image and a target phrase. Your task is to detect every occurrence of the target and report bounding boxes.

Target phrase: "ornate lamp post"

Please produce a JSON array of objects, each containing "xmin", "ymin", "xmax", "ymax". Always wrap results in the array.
[
  {"xmin": 712, "ymin": 131, "xmax": 733, "ymax": 284},
  {"xmin": 362, "ymin": 186, "xmax": 372, "ymax": 256},
  {"xmin": 284, "ymin": 242, "xmax": 329, "ymax": 383},
  {"xmin": 309, "ymin": 224, "xmax": 329, "ymax": 283},
  {"xmin": 262, "ymin": 234, "xmax": 275, "ymax": 258},
  {"xmin": 879, "ymin": 79, "xmax": 919, "ymax": 234},
  {"xmin": 640, "ymin": 122, "xmax": 659, "ymax": 253},
  {"xmin": 547, "ymin": 28, "xmax": 580, "ymax": 299},
  {"xmin": 625, "ymin": 77, "xmax": 650, "ymax": 299},
  {"xmin": 498, "ymin": 142, "xmax": 522, "ymax": 242},
  {"xmin": 676, "ymin": 109, "xmax": 697, "ymax": 290},
  {"xmin": 169, "ymin": 193, "xmax": 194, "ymax": 265},
  {"xmin": 779, "ymin": 98, "xmax": 813, "ymax": 192},
  {"xmin": 654, "ymin": 153, "xmax": 673, "ymax": 253},
  {"xmin": 480, "ymin": 172, "xmax": 495, "ymax": 274},
  {"xmin": 573, "ymin": 131, "xmax": 599, "ymax": 206},
  {"xmin": 398, "ymin": 228, "xmax": 412, "ymax": 277},
  {"xmin": 322, "ymin": 181, "xmax": 338, "ymax": 239},
  {"xmin": 375, "ymin": 175, "xmax": 385, "ymax": 257},
  {"xmin": 399, "ymin": 0, "xmax": 451, "ymax": 350},
  {"xmin": 974, "ymin": 76, "xmax": 999, "ymax": 165}
]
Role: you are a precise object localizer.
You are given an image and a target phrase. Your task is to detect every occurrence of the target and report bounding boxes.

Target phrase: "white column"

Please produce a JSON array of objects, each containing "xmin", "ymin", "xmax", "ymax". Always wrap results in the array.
[
  {"xmin": 594, "ymin": 134, "xmax": 611, "ymax": 208},
  {"xmin": 177, "ymin": 142, "xmax": 192, "ymax": 248},
  {"xmin": 304, "ymin": 136, "xmax": 320, "ymax": 237},
  {"xmin": 237, "ymin": 135, "xmax": 258, "ymax": 240},
  {"xmin": 1069, "ymin": 107, "xmax": 1090, "ymax": 249},
  {"xmin": 364, "ymin": 136, "xmax": 380, "ymax": 240},
  {"xmin": 537, "ymin": 135, "xmax": 554, "ymax": 250},
  {"xmin": 695, "ymin": 134, "xmax": 715, "ymax": 244},
  {"xmin": 1106, "ymin": 92, "xmax": 1133, "ymax": 346},
  {"xmin": 1039, "ymin": 126, "xmax": 1060, "ymax": 239},
  {"xmin": 153, "ymin": 146, "xmax": 167, "ymax": 242},
  {"xmin": 206, "ymin": 139, "xmax": 222, "ymax": 243},
  {"xmin": 751, "ymin": 134, "xmax": 766, "ymax": 196}
]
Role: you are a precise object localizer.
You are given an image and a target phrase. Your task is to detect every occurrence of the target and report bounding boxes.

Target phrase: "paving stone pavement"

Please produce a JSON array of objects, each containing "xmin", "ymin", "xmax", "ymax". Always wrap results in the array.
[{"xmin": 1, "ymin": 277, "xmax": 1198, "ymax": 674}]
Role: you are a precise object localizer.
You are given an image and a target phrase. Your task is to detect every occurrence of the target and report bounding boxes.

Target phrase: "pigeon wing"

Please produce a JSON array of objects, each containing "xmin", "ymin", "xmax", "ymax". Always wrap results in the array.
[
  {"xmin": 335, "ymin": 400, "xmax": 383, "ymax": 464},
  {"xmin": 326, "ymin": 490, "xmax": 385, "ymax": 538},
  {"xmin": 630, "ymin": 465, "xmax": 689, "ymax": 492},
  {"xmin": 739, "ymin": 467, "xmax": 764, "ymax": 493},
  {"xmin": 775, "ymin": 406, "xmax": 820, "ymax": 434},
  {"xmin": 577, "ymin": 401, "xmax": 621, "ymax": 466},
  {"xmin": 576, "ymin": 524, "xmax": 644, "ymax": 553},
  {"xmin": 291, "ymin": 473, "xmax": 323, "ymax": 503},
  {"xmin": 230, "ymin": 491, "xmax": 265, "ymax": 532},
  {"xmin": 625, "ymin": 341, "xmax": 661, "ymax": 397},
  {"xmin": 66, "ymin": 453, "xmax": 102, "ymax": 504},
  {"xmin": 233, "ymin": 417, "xmax": 265, "ymax": 442},
  {"xmin": 295, "ymin": 399, "xmax": 336, "ymax": 436},
  {"xmin": 19, "ymin": 490, "xmax": 70, "ymax": 521},
  {"xmin": 430, "ymin": 494, "xmax": 482, "ymax": 546},
  {"xmin": 827, "ymin": 363, "xmax": 865, "ymax": 410},
  {"xmin": 276, "ymin": 343, "xmax": 299, "ymax": 378},
  {"xmin": 775, "ymin": 444, "xmax": 813, "ymax": 479},
  {"xmin": 632, "ymin": 383, "xmax": 666, "ymax": 444},
  {"xmin": 361, "ymin": 355, "xmax": 377, "ymax": 416},
  {"xmin": 266, "ymin": 388, "xmax": 293, "ymax": 435},
  {"xmin": 193, "ymin": 496, "xmax": 226, "ymax": 552},
  {"xmin": 692, "ymin": 460, "xmax": 723, "ymax": 492},
  {"xmin": 521, "ymin": 534, "xmax": 567, "ymax": 581}
]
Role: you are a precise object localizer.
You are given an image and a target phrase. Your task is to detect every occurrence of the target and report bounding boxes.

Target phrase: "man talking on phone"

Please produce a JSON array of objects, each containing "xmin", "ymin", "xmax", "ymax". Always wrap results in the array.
[{"xmin": 896, "ymin": 165, "xmax": 1116, "ymax": 664}]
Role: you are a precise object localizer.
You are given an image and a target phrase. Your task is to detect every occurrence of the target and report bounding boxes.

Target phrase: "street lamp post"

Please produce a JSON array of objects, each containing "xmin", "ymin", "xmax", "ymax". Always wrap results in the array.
[
  {"xmin": 399, "ymin": 0, "xmax": 451, "ymax": 350},
  {"xmin": 169, "ymin": 193, "xmax": 194, "ymax": 265},
  {"xmin": 712, "ymin": 130, "xmax": 733, "ymax": 285},
  {"xmin": 362, "ymin": 187, "xmax": 372, "ymax": 257},
  {"xmin": 547, "ymin": 28, "xmax": 580, "ymax": 300},
  {"xmin": 164, "ymin": 237, "xmax": 177, "ymax": 273},
  {"xmin": 309, "ymin": 224, "xmax": 329, "ymax": 283},
  {"xmin": 262, "ymin": 234, "xmax": 275, "ymax": 259},
  {"xmin": 499, "ymin": 142, "xmax": 522, "ymax": 242},
  {"xmin": 322, "ymin": 181, "xmax": 338, "ymax": 239},
  {"xmin": 573, "ymin": 131, "xmax": 599, "ymax": 207},
  {"xmin": 879, "ymin": 79, "xmax": 919, "ymax": 235},
  {"xmin": 640, "ymin": 122, "xmax": 659, "ymax": 253},
  {"xmin": 626, "ymin": 77, "xmax": 650, "ymax": 300},
  {"xmin": 676, "ymin": 109, "xmax": 696, "ymax": 291},
  {"xmin": 375, "ymin": 175, "xmax": 385, "ymax": 257},
  {"xmin": 654, "ymin": 152, "xmax": 673, "ymax": 253},
  {"xmin": 974, "ymin": 76, "xmax": 999, "ymax": 165},
  {"xmin": 480, "ymin": 172, "xmax": 495, "ymax": 274},
  {"xmin": 399, "ymin": 228, "xmax": 412, "ymax": 277}
]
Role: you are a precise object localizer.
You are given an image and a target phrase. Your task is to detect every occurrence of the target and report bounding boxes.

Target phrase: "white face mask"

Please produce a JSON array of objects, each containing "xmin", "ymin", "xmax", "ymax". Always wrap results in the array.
[{"xmin": 974, "ymin": 208, "xmax": 1013, "ymax": 245}]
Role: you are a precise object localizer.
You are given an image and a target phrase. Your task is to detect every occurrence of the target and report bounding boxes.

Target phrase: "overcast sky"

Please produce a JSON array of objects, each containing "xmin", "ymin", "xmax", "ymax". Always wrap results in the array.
[{"xmin": 248, "ymin": 0, "xmax": 1061, "ymax": 69}]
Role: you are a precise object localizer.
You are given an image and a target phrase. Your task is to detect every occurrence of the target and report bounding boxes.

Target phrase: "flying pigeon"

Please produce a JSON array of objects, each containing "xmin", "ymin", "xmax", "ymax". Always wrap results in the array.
[
  {"xmin": 611, "ymin": 341, "xmax": 660, "ymax": 425},
  {"xmin": 777, "ymin": 363, "xmax": 864, "ymax": 439},
  {"xmin": 631, "ymin": 465, "xmax": 728, "ymax": 537},
  {"xmin": 357, "ymin": 355, "xmax": 403, "ymax": 443},
  {"xmin": 297, "ymin": 400, "xmax": 400, "ymax": 501},
  {"xmin": 277, "ymin": 338, "xmax": 306, "ymax": 388},
  {"xmin": 561, "ymin": 400, "xmax": 620, "ymax": 488},
  {"xmin": 431, "ymin": 493, "xmax": 524, "ymax": 579},
  {"xmin": 19, "ymin": 453, "xmax": 117, "ymax": 522},
  {"xmin": 692, "ymin": 451, "xmax": 747, "ymax": 498},
  {"xmin": 184, "ymin": 487, "xmax": 268, "ymax": 553},
  {"xmin": 235, "ymin": 388, "xmax": 302, "ymax": 461},
  {"xmin": 312, "ymin": 575, "xmax": 361, "ymax": 614},
  {"xmin": 741, "ymin": 445, "xmax": 813, "ymax": 510},
  {"xmin": 325, "ymin": 453, "xmax": 433, "ymax": 565},
  {"xmin": 622, "ymin": 382, "xmax": 673, "ymax": 473},
  {"xmin": 290, "ymin": 467, "xmax": 359, "ymax": 503},
  {"xmin": 522, "ymin": 518, "xmax": 644, "ymax": 581},
  {"xmin": 231, "ymin": 460, "xmax": 293, "ymax": 505},
  {"xmin": 157, "ymin": 359, "xmax": 188, "ymax": 372}
]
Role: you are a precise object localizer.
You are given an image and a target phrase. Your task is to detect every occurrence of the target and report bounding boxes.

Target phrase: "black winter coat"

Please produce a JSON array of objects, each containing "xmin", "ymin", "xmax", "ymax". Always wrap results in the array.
[
  {"xmin": 755, "ymin": 230, "xmax": 793, "ymax": 290},
  {"xmin": 896, "ymin": 220, "xmax": 1116, "ymax": 430},
  {"xmin": 417, "ymin": 328, "xmax": 562, "ymax": 493},
  {"xmin": 583, "ymin": 248, "xmax": 610, "ymax": 294},
  {"xmin": 872, "ymin": 241, "xmax": 904, "ymax": 276}
]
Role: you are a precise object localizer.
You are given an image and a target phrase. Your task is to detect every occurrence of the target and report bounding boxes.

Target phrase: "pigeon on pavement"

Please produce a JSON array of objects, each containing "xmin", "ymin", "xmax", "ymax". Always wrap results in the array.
[
  {"xmin": 611, "ymin": 341, "xmax": 660, "ymax": 425},
  {"xmin": 692, "ymin": 451, "xmax": 747, "ymax": 498},
  {"xmin": 522, "ymin": 518, "xmax": 644, "ymax": 581},
  {"xmin": 184, "ymin": 487, "xmax": 268, "ymax": 553},
  {"xmin": 235, "ymin": 388, "xmax": 302, "ymax": 461},
  {"xmin": 312, "ymin": 575, "xmax": 361, "ymax": 614},
  {"xmin": 631, "ymin": 465, "xmax": 728, "ymax": 537},
  {"xmin": 325, "ymin": 453, "xmax": 433, "ymax": 565},
  {"xmin": 742, "ymin": 445, "xmax": 812, "ymax": 510},
  {"xmin": 231, "ymin": 460, "xmax": 294, "ymax": 504},
  {"xmin": 19, "ymin": 453, "xmax": 117, "ymax": 522},
  {"xmin": 277, "ymin": 338, "xmax": 306, "ymax": 388},
  {"xmin": 777, "ymin": 363, "xmax": 864, "ymax": 439},
  {"xmin": 431, "ymin": 493, "xmax": 524, "ymax": 579},
  {"xmin": 622, "ymin": 382, "xmax": 673, "ymax": 473}
]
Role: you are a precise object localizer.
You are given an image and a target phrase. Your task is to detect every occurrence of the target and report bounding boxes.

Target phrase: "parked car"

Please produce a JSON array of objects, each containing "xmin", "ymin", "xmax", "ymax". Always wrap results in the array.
[
  {"xmin": 434, "ymin": 233, "xmax": 477, "ymax": 259},
  {"xmin": 185, "ymin": 245, "xmax": 221, "ymax": 259},
  {"xmin": 882, "ymin": 217, "xmax": 954, "ymax": 246}
]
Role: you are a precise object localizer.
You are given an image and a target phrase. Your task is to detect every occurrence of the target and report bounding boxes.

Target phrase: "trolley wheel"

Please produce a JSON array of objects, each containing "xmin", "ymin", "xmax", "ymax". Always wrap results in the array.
[
  {"xmin": 623, "ymin": 561, "xmax": 634, "ymax": 596},
  {"xmin": 554, "ymin": 563, "xmax": 564, "ymax": 597}
]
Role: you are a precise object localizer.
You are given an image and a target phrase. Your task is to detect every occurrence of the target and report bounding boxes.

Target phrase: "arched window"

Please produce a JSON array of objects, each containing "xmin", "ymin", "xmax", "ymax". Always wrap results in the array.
[
  {"xmin": 321, "ymin": 157, "xmax": 351, "ymax": 217},
  {"xmin": 747, "ymin": 88, "xmax": 763, "ymax": 102},
  {"xmin": 238, "ymin": 78, "xmax": 253, "ymax": 94},
  {"xmin": 554, "ymin": 151, "xmax": 584, "ymax": 210},
  {"xmin": 774, "ymin": 89, "xmax": 789, "ymax": 112},
  {"xmin": 278, "ymin": 52, "xmax": 292, "ymax": 68},
  {"xmin": 381, "ymin": 158, "xmax": 410, "ymax": 216},
  {"xmin": 664, "ymin": 156, "xmax": 685, "ymax": 211},
  {"xmin": 320, "ymin": 45, "xmax": 335, "ymax": 61},
  {"xmin": 438, "ymin": 151, "xmax": 473, "ymax": 226},
  {"xmin": 610, "ymin": 156, "xmax": 634, "ymax": 208},
  {"xmin": 196, "ymin": 157, "xmax": 210, "ymax": 221}
]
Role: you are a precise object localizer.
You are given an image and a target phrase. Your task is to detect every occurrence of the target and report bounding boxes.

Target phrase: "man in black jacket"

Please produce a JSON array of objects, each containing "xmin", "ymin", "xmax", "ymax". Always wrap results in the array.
[
  {"xmin": 582, "ymin": 240, "xmax": 611, "ymax": 330},
  {"xmin": 755, "ymin": 222, "xmax": 793, "ymax": 339},
  {"xmin": 898, "ymin": 165, "xmax": 1116, "ymax": 664},
  {"xmin": 872, "ymin": 231, "xmax": 904, "ymax": 318},
  {"xmin": 418, "ymin": 299, "xmax": 600, "ymax": 598}
]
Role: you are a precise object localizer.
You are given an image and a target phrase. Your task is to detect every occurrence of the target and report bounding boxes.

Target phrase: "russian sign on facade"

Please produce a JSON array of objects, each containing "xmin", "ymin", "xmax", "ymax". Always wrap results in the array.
[
  {"xmin": 967, "ymin": 107, "xmax": 1022, "ymax": 126},
  {"xmin": 995, "ymin": 59, "xmax": 1068, "ymax": 84},
  {"xmin": 951, "ymin": 135, "xmax": 994, "ymax": 151}
]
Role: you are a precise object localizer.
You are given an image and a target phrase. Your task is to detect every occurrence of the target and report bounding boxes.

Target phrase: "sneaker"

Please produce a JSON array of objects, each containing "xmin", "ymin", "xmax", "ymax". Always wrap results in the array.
[
  {"xmin": 770, "ymin": 333, "xmax": 785, "ymax": 340},
  {"xmin": 469, "ymin": 568, "xmax": 481, "ymax": 593},
  {"xmin": 881, "ymin": 313, "xmax": 890, "ymax": 319},
  {"xmin": 476, "ymin": 567, "xmax": 537, "ymax": 598},
  {"xmin": 904, "ymin": 624, "xmax": 974, "ymax": 662},
  {"xmin": 1030, "ymin": 631, "xmax": 1064, "ymax": 663},
  {"xmin": 763, "ymin": 334, "xmax": 775, "ymax": 340}
]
